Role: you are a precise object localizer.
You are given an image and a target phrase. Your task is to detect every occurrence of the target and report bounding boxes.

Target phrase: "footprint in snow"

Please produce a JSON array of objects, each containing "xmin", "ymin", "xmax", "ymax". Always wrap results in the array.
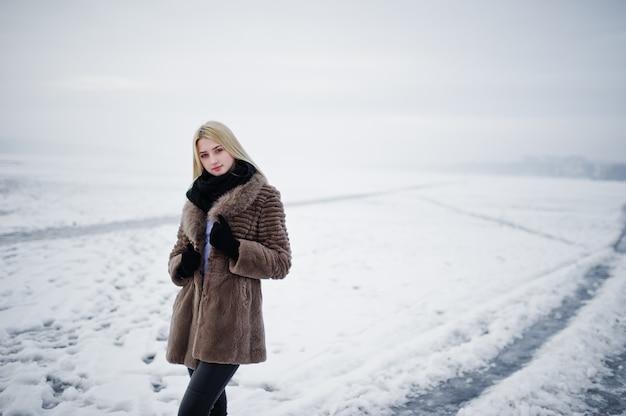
[
  {"xmin": 150, "ymin": 374, "xmax": 166, "ymax": 392},
  {"xmin": 142, "ymin": 352, "xmax": 156, "ymax": 364}
]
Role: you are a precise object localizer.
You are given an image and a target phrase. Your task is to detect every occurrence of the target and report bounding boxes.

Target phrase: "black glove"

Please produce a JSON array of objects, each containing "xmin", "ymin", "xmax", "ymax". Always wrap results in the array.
[
  {"xmin": 210, "ymin": 215, "xmax": 240, "ymax": 260},
  {"xmin": 179, "ymin": 243, "xmax": 201, "ymax": 277}
]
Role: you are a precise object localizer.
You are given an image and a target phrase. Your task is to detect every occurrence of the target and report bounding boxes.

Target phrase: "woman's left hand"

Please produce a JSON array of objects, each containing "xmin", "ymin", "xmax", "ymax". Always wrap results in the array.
[{"xmin": 210, "ymin": 214, "xmax": 240, "ymax": 260}]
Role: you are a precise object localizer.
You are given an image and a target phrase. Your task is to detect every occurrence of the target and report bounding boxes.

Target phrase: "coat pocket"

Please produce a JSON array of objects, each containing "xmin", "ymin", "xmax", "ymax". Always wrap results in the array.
[{"xmin": 166, "ymin": 279, "xmax": 198, "ymax": 366}]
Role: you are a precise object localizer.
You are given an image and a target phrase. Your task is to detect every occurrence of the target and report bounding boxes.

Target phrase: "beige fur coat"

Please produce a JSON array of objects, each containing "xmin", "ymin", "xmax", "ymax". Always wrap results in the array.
[{"xmin": 166, "ymin": 173, "xmax": 291, "ymax": 368}]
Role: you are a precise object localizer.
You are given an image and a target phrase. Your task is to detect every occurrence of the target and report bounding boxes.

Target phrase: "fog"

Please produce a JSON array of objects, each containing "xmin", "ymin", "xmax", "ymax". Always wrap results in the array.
[{"xmin": 1, "ymin": 0, "xmax": 625, "ymax": 171}]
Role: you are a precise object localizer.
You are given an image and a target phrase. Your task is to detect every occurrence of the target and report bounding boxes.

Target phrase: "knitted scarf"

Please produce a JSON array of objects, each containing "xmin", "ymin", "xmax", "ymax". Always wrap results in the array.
[{"xmin": 186, "ymin": 160, "xmax": 256, "ymax": 213}]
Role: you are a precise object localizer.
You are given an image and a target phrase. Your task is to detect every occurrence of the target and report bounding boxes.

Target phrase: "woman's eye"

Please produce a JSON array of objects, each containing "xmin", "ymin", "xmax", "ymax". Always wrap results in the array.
[
  {"xmin": 200, "ymin": 154, "xmax": 208, "ymax": 158},
  {"xmin": 215, "ymin": 148, "xmax": 223, "ymax": 153}
]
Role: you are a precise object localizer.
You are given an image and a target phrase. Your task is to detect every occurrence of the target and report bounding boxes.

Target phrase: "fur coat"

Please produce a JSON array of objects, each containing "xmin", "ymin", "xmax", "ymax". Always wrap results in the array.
[{"xmin": 166, "ymin": 173, "xmax": 291, "ymax": 368}]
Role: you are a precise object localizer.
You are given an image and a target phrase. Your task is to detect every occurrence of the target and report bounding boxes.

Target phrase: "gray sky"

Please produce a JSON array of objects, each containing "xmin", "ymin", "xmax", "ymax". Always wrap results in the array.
[{"xmin": 1, "ymin": 0, "xmax": 625, "ymax": 170}]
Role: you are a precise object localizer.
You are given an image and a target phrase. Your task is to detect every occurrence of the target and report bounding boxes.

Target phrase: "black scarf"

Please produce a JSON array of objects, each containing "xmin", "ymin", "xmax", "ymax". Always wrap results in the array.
[{"xmin": 186, "ymin": 160, "xmax": 256, "ymax": 213}]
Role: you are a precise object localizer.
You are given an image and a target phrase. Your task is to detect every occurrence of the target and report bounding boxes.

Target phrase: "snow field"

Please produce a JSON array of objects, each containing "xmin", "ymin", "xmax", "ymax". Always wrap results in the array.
[{"xmin": 1, "ymin": 156, "xmax": 626, "ymax": 415}]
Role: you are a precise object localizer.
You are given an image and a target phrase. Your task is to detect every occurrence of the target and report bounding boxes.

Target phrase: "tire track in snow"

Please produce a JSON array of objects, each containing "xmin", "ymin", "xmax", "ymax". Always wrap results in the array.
[
  {"xmin": 285, "ymin": 181, "xmax": 460, "ymax": 207},
  {"xmin": 612, "ymin": 204, "xmax": 626, "ymax": 254},
  {"xmin": 585, "ymin": 347, "xmax": 626, "ymax": 416},
  {"xmin": 394, "ymin": 264, "xmax": 613, "ymax": 416},
  {"xmin": 0, "ymin": 180, "xmax": 457, "ymax": 245},
  {"xmin": 583, "ymin": 205, "xmax": 626, "ymax": 416},
  {"xmin": 0, "ymin": 216, "xmax": 179, "ymax": 246},
  {"xmin": 418, "ymin": 196, "xmax": 581, "ymax": 247},
  {"xmin": 393, "ymin": 215, "xmax": 626, "ymax": 416}
]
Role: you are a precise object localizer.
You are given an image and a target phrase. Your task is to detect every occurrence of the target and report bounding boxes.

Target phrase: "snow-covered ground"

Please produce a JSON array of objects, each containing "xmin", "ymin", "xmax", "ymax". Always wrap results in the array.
[{"xmin": 1, "ymin": 154, "xmax": 625, "ymax": 416}]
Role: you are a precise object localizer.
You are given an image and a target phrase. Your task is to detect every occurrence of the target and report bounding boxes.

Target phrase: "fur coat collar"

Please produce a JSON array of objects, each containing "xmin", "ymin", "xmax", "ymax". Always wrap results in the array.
[{"xmin": 181, "ymin": 173, "xmax": 267, "ymax": 248}]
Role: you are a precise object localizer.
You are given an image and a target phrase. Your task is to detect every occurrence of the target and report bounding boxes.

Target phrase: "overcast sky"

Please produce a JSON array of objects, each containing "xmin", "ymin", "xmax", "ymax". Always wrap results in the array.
[{"xmin": 1, "ymin": 0, "xmax": 625, "ymax": 170}]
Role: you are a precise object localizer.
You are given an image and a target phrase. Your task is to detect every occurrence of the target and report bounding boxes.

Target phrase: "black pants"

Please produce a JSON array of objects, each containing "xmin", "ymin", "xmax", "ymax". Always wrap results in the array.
[{"xmin": 178, "ymin": 361, "xmax": 239, "ymax": 416}]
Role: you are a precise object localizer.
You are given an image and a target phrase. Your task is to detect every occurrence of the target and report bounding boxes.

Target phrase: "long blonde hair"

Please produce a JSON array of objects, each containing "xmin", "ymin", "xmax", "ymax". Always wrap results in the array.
[{"xmin": 191, "ymin": 121, "xmax": 263, "ymax": 179}]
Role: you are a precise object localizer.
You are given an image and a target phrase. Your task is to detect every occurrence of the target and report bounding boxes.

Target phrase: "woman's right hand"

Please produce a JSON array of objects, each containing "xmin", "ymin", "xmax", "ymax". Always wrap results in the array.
[{"xmin": 179, "ymin": 243, "xmax": 201, "ymax": 277}]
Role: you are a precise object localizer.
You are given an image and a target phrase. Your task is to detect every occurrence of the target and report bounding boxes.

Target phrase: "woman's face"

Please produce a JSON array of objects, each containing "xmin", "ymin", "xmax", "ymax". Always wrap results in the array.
[{"xmin": 196, "ymin": 138, "xmax": 236, "ymax": 176}]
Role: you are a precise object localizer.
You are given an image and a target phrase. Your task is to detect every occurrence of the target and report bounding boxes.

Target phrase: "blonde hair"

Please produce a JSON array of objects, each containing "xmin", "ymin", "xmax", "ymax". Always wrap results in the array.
[{"xmin": 191, "ymin": 121, "xmax": 263, "ymax": 179}]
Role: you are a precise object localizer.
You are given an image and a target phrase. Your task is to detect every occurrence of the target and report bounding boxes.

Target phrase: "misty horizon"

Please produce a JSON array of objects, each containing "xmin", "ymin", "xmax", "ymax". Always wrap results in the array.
[{"xmin": 1, "ymin": 1, "xmax": 625, "ymax": 170}]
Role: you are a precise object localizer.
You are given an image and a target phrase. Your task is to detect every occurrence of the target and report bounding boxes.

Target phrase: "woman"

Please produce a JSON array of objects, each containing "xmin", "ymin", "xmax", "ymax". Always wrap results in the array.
[{"xmin": 166, "ymin": 121, "xmax": 291, "ymax": 416}]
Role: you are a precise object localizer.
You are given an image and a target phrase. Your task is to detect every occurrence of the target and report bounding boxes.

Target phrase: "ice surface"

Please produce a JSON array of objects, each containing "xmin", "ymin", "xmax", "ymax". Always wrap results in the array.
[{"xmin": 1, "ymin": 155, "xmax": 625, "ymax": 415}]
